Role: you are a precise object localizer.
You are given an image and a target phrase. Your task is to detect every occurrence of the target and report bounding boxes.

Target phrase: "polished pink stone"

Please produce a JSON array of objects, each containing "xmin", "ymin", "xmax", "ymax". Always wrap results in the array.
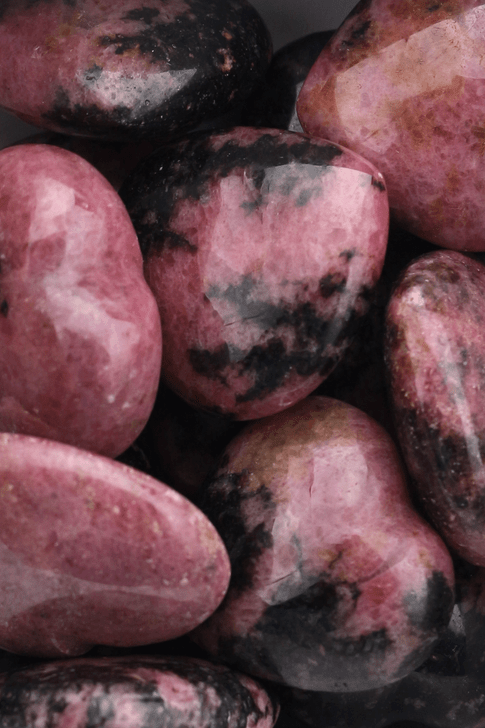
[
  {"xmin": 0, "ymin": 433, "xmax": 230, "ymax": 658},
  {"xmin": 298, "ymin": 0, "xmax": 485, "ymax": 251},
  {"xmin": 193, "ymin": 396, "xmax": 455, "ymax": 692},
  {"xmin": 0, "ymin": 656, "xmax": 279, "ymax": 728},
  {"xmin": 121, "ymin": 126, "xmax": 389, "ymax": 419},
  {"xmin": 0, "ymin": 143, "xmax": 162, "ymax": 458},
  {"xmin": 385, "ymin": 250, "xmax": 485, "ymax": 566}
]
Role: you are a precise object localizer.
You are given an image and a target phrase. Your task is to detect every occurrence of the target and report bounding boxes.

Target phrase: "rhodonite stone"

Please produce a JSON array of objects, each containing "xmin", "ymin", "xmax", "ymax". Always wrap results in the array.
[
  {"xmin": 0, "ymin": 656, "xmax": 279, "ymax": 728},
  {"xmin": 0, "ymin": 144, "xmax": 162, "ymax": 458},
  {"xmin": 385, "ymin": 250, "xmax": 485, "ymax": 566},
  {"xmin": 0, "ymin": 433, "xmax": 230, "ymax": 657},
  {"xmin": 242, "ymin": 31, "xmax": 334, "ymax": 132},
  {"xmin": 297, "ymin": 0, "xmax": 485, "ymax": 252},
  {"xmin": 120, "ymin": 126, "xmax": 389, "ymax": 420},
  {"xmin": 0, "ymin": 0, "xmax": 272, "ymax": 141},
  {"xmin": 192, "ymin": 396, "xmax": 455, "ymax": 692}
]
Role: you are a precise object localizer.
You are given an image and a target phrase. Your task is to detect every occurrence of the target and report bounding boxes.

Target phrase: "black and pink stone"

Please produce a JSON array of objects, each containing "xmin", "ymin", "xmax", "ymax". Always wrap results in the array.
[
  {"xmin": 385, "ymin": 250, "xmax": 485, "ymax": 566},
  {"xmin": 120, "ymin": 126, "xmax": 389, "ymax": 420},
  {"xmin": 0, "ymin": 433, "xmax": 230, "ymax": 658},
  {"xmin": 0, "ymin": 656, "xmax": 279, "ymax": 728},
  {"xmin": 0, "ymin": 0, "xmax": 272, "ymax": 141},
  {"xmin": 192, "ymin": 396, "xmax": 455, "ymax": 692}
]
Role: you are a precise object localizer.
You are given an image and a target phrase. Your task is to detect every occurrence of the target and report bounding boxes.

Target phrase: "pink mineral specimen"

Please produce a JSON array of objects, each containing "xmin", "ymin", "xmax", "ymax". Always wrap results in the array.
[
  {"xmin": 297, "ymin": 0, "xmax": 485, "ymax": 251},
  {"xmin": 385, "ymin": 250, "xmax": 485, "ymax": 566},
  {"xmin": 192, "ymin": 396, "xmax": 455, "ymax": 692},
  {"xmin": 0, "ymin": 433, "xmax": 230, "ymax": 658},
  {"xmin": 0, "ymin": 143, "xmax": 162, "ymax": 458},
  {"xmin": 121, "ymin": 126, "xmax": 389, "ymax": 419},
  {"xmin": 0, "ymin": 656, "xmax": 279, "ymax": 728}
]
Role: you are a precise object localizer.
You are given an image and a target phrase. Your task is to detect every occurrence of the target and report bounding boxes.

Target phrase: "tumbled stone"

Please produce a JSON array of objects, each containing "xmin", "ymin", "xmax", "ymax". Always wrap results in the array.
[
  {"xmin": 0, "ymin": 143, "xmax": 162, "ymax": 458},
  {"xmin": 120, "ymin": 126, "xmax": 389, "ymax": 419},
  {"xmin": 0, "ymin": 0, "xmax": 272, "ymax": 141},
  {"xmin": 192, "ymin": 396, "xmax": 455, "ymax": 692},
  {"xmin": 242, "ymin": 31, "xmax": 333, "ymax": 132},
  {"xmin": 0, "ymin": 433, "xmax": 230, "ymax": 657},
  {"xmin": 385, "ymin": 250, "xmax": 485, "ymax": 566},
  {"xmin": 0, "ymin": 655, "xmax": 279, "ymax": 728},
  {"xmin": 297, "ymin": 0, "xmax": 485, "ymax": 251}
]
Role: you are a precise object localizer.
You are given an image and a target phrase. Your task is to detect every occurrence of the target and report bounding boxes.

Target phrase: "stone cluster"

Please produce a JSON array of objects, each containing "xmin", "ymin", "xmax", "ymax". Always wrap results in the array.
[{"xmin": 0, "ymin": 1, "xmax": 484, "ymax": 726}]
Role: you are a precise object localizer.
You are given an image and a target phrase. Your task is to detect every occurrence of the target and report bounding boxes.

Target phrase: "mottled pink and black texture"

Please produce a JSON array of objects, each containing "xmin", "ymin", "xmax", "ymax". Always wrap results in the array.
[
  {"xmin": 385, "ymin": 250, "xmax": 485, "ymax": 566},
  {"xmin": 120, "ymin": 126, "xmax": 389, "ymax": 419},
  {"xmin": 0, "ymin": 433, "xmax": 230, "ymax": 657},
  {"xmin": 298, "ymin": 0, "xmax": 485, "ymax": 251},
  {"xmin": 0, "ymin": 143, "xmax": 162, "ymax": 458},
  {"xmin": 0, "ymin": 0, "xmax": 272, "ymax": 141},
  {"xmin": 0, "ymin": 655, "xmax": 279, "ymax": 728},
  {"xmin": 192, "ymin": 396, "xmax": 454, "ymax": 692}
]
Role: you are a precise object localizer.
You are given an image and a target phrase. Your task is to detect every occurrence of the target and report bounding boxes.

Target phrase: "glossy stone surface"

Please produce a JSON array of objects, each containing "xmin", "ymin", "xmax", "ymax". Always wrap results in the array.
[
  {"xmin": 0, "ymin": 143, "xmax": 161, "ymax": 458},
  {"xmin": 242, "ymin": 30, "xmax": 334, "ymax": 132},
  {"xmin": 298, "ymin": 0, "xmax": 485, "ymax": 252},
  {"xmin": 121, "ymin": 126, "xmax": 389, "ymax": 420},
  {"xmin": 0, "ymin": 0, "xmax": 272, "ymax": 141},
  {"xmin": 0, "ymin": 433, "xmax": 230, "ymax": 657},
  {"xmin": 0, "ymin": 655, "xmax": 279, "ymax": 728},
  {"xmin": 192, "ymin": 396, "xmax": 455, "ymax": 692},
  {"xmin": 385, "ymin": 250, "xmax": 485, "ymax": 566}
]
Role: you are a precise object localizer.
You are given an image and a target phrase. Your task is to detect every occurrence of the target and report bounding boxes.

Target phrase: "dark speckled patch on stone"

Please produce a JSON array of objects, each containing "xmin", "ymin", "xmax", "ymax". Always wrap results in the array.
[
  {"xmin": 197, "ymin": 469, "xmax": 275, "ymax": 595},
  {"xmin": 0, "ymin": 656, "xmax": 277, "ymax": 728},
  {"xmin": 120, "ymin": 131, "xmax": 344, "ymax": 256},
  {"xmin": 33, "ymin": 0, "xmax": 272, "ymax": 140},
  {"xmin": 188, "ymin": 291, "xmax": 372, "ymax": 404}
]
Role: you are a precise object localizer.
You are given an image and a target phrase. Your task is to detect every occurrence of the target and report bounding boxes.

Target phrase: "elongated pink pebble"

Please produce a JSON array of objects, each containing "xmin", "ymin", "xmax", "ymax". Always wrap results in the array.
[{"xmin": 0, "ymin": 433, "xmax": 230, "ymax": 658}]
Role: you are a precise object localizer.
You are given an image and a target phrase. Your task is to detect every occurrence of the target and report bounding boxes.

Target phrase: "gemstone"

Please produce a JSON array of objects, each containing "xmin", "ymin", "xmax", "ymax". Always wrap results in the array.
[
  {"xmin": 297, "ymin": 0, "xmax": 485, "ymax": 251},
  {"xmin": 0, "ymin": 0, "xmax": 272, "ymax": 141},
  {"xmin": 0, "ymin": 143, "xmax": 162, "ymax": 458},
  {"xmin": 0, "ymin": 433, "xmax": 230, "ymax": 657},
  {"xmin": 192, "ymin": 396, "xmax": 455, "ymax": 692},
  {"xmin": 385, "ymin": 250, "xmax": 485, "ymax": 566},
  {"xmin": 0, "ymin": 656, "xmax": 279, "ymax": 728},
  {"xmin": 120, "ymin": 126, "xmax": 389, "ymax": 420}
]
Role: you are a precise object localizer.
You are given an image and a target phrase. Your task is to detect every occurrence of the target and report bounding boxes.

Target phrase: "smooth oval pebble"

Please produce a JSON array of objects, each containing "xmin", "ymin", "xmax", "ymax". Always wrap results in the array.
[
  {"xmin": 0, "ymin": 143, "xmax": 162, "ymax": 458},
  {"xmin": 0, "ymin": 0, "xmax": 272, "ymax": 141},
  {"xmin": 0, "ymin": 433, "xmax": 230, "ymax": 658},
  {"xmin": 0, "ymin": 655, "xmax": 279, "ymax": 728},
  {"xmin": 385, "ymin": 250, "xmax": 485, "ymax": 566},
  {"xmin": 297, "ymin": 0, "xmax": 485, "ymax": 251},
  {"xmin": 120, "ymin": 126, "xmax": 389, "ymax": 419},
  {"xmin": 192, "ymin": 396, "xmax": 455, "ymax": 692}
]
